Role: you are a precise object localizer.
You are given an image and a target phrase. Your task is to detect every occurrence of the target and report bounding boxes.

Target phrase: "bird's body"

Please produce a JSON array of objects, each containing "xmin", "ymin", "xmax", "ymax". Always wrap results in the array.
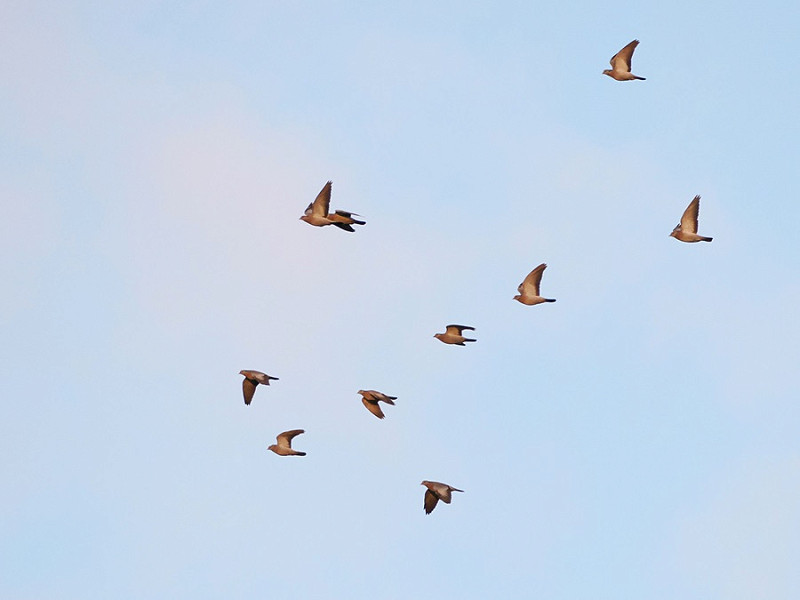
[
  {"xmin": 358, "ymin": 389, "xmax": 397, "ymax": 419},
  {"xmin": 268, "ymin": 429, "xmax": 306, "ymax": 456},
  {"xmin": 300, "ymin": 181, "xmax": 364, "ymax": 231},
  {"xmin": 670, "ymin": 195, "xmax": 713, "ymax": 243},
  {"xmin": 434, "ymin": 324, "xmax": 476, "ymax": 346},
  {"xmin": 239, "ymin": 369, "xmax": 279, "ymax": 405},
  {"xmin": 514, "ymin": 262, "xmax": 556, "ymax": 305},
  {"xmin": 603, "ymin": 40, "xmax": 646, "ymax": 81},
  {"xmin": 421, "ymin": 480, "xmax": 464, "ymax": 514}
]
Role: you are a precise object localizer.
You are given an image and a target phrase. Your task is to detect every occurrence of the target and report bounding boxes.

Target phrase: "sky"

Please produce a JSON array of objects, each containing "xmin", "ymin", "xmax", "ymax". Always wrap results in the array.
[{"xmin": 2, "ymin": 1, "xmax": 799, "ymax": 598}]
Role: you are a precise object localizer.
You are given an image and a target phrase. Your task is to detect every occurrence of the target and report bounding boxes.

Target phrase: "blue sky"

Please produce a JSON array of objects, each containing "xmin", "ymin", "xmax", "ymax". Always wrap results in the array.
[{"xmin": 2, "ymin": 2, "xmax": 799, "ymax": 598}]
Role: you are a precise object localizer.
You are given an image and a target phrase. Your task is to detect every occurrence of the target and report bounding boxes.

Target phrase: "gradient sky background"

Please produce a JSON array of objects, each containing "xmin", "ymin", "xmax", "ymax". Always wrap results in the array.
[{"xmin": 2, "ymin": 1, "xmax": 800, "ymax": 598}]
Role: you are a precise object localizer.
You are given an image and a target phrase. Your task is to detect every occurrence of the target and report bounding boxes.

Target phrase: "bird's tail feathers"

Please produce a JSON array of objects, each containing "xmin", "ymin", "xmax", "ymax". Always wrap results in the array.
[
  {"xmin": 545, "ymin": 298, "xmax": 556, "ymax": 303},
  {"xmin": 463, "ymin": 338, "xmax": 477, "ymax": 343},
  {"xmin": 701, "ymin": 236, "xmax": 713, "ymax": 242}
]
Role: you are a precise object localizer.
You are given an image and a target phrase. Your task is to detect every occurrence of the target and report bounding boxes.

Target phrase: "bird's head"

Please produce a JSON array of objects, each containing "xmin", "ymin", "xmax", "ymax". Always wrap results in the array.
[
  {"xmin": 602, "ymin": 69, "xmax": 613, "ymax": 77},
  {"xmin": 433, "ymin": 333, "xmax": 441, "ymax": 340},
  {"xmin": 239, "ymin": 370, "xmax": 246, "ymax": 376},
  {"xmin": 267, "ymin": 444, "xmax": 277, "ymax": 452}
]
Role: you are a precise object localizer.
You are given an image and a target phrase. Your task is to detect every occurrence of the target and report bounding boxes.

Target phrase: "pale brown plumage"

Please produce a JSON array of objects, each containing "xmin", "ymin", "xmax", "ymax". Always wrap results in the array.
[
  {"xmin": 239, "ymin": 370, "xmax": 279, "ymax": 405},
  {"xmin": 421, "ymin": 480, "xmax": 464, "ymax": 514},
  {"xmin": 268, "ymin": 429, "xmax": 306, "ymax": 456},
  {"xmin": 603, "ymin": 40, "xmax": 646, "ymax": 81},
  {"xmin": 514, "ymin": 263, "xmax": 556, "ymax": 306},
  {"xmin": 670, "ymin": 195, "xmax": 713, "ymax": 242},
  {"xmin": 358, "ymin": 390, "xmax": 397, "ymax": 419},
  {"xmin": 299, "ymin": 181, "xmax": 364, "ymax": 231},
  {"xmin": 434, "ymin": 324, "xmax": 476, "ymax": 346},
  {"xmin": 327, "ymin": 210, "xmax": 366, "ymax": 232}
]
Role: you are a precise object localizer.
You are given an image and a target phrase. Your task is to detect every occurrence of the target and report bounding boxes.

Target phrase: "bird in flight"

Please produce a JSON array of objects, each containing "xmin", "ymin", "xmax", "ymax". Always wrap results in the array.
[
  {"xmin": 421, "ymin": 480, "xmax": 464, "ymax": 514},
  {"xmin": 514, "ymin": 263, "xmax": 556, "ymax": 306},
  {"xmin": 434, "ymin": 324, "xmax": 476, "ymax": 346},
  {"xmin": 268, "ymin": 429, "xmax": 306, "ymax": 456},
  {"xmin": 670, "ymin": 195, "xmax": 713, "ymax": 243},
  {"xmin": 358, "ymin": 390, "xmax": 397, "ymax": 419},
  {"xmin": 239, "ymin": 370, "xmax": 279, "ymax": 405},
  {"xmin": 300, "ymin": 181, "xmax": 365, "ymax": 231},
  {"xmin": 603, "ymin": 40, "xmax": 646, "ymax": 81}
]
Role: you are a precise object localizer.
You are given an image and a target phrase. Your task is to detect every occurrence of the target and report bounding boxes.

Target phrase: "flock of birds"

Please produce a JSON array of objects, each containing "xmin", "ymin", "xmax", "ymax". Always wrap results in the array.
[{"xmin": 239, "ymin": 40, "xmax": 714, "ymax": 515}]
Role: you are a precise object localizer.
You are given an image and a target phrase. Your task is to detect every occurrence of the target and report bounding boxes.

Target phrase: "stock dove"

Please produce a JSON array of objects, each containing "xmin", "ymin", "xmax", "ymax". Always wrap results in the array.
[
  {"xmin": 239, "ymin": 370, "xmax": 279, "ymax": 405},
  {"xmin": 603, "ymin": 40, "xmax": 646, "ymax": 81},
  {"xmin": 421, "ymin": 480, "xmax": 464, "ymax": 515},
  {"xmin": 670, "ymin": 195, "xmax": 713, "ymax": 243},
  {"xmin": 514, "ymin": 263, "xmax": 556, "ymax": 306},
  {"xmin": 268, "ymin": 429, "xmax": 306, "ymax": 456},
  {"xmin": 358, "ymin": 390, "xmax": 397, "ymax": 419},
  {"xmin": 300, "ymin": 181, "xmax": 364, "ymax": 231},
  {"xmin": 434, "ymin": 324, "xmax": 476, "ymax": 346}
]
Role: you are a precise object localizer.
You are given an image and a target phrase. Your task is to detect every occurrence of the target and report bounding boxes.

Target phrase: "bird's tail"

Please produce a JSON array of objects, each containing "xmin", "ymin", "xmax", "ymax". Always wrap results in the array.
[
  {"xmin": 294, "ymin": 451, "xmax": 307, "ymax": 456},
  {"xmin": 701, "ymin": 236, "xmax": 713, "ymax": 242},
  {"xmin": 452, "ymin": 487, "xmax": 464, "ymax": 493},
  {"xmin": 463, "ymin": 338, "xmax": 477, "ymax": 343},
  {"xmin": 352, "ymin": 218, "xmax": 366, "ymax": 225},
  {"xmin": 634, "ymin": 76, "xmax": 646, "ymax": 80},
  {"xmin": 545, "ymin": 298, "xmax": 556, "ymax": 303},
  {"xmin": 384, "ymin": 397, "xmax": 397, "ymax": 405}
]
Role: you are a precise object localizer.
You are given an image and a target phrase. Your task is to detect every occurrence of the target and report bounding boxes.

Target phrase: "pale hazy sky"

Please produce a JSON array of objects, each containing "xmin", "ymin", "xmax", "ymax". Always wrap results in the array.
[{"xmin": 2, "ymin": 2, "xmax": 799, "ymax": 598}]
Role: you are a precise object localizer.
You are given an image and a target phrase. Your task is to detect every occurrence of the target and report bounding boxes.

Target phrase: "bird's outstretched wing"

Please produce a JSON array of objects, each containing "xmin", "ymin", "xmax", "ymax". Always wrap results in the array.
[
  {"xmin": 520, "ymin": 263, "xmax": 547, "ymax": 296},
  {"xmin": 311, "ymin": 181, "xmax": 332, "ymax": 216},
  {"xmin": 610, "ymin": 40, "xmax": 639, "ymax": 71},
  {"xmin": 680, "ymin": 195, "xmax": 701, "ymax": 234},
  {"xmin": 277, "ymin": 429, "xmax": 305, "ymax": 447},
  {"xmin": 424, "ymin": 489, "xmax": 439, "ymax": 514}
]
